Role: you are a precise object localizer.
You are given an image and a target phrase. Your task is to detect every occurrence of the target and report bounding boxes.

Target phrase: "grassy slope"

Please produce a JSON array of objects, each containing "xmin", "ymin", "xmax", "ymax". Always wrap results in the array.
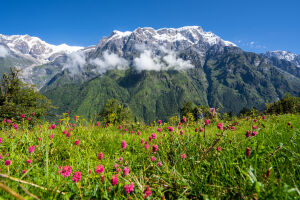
[{"xmin": 0, "ymin": 114, "xmax": 299, "ymax": 199}]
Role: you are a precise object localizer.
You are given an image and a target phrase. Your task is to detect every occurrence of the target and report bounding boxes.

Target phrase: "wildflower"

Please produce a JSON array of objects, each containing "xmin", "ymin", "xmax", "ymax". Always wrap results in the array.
[
  {"xmin": 157, "ymin": 162, "xmax": 162, "ymax": 167},
  {"xmin": 0, "ymin": 155, "xmax": 2, "ymax": 159},
  {"xmin": 288, "ymin": 122, "xmax": 291, "ymax": 126},
  {"xmin": 178, "ymin": 126, "xmax": 182, "ymax": 130},
  {"xmin": 253, "ymin": 119, "xmax": 257, "ymax": 122},
  {"xmin": 229, "ymin": 139, "xmax": 232, "ymax": 144},
  {"xmin": 101, "ymin": 174, "xmax": 105, "ymax": 183},
  {"xmin": 96, "ymin": 165, "xmax": 104, "ymax": 174},
  {"xmin": 123, "ymin": 167, "xmax": 130, "ymax": 176},
  {"xmin": 20, "ymin": 114, "xmax": 25, "ymax": 118},
  {"xmin": 231, "ymin": 126, "xmax": 235, "ymax": 130},
  {"xmin": 182, "ymin": 117, "xmax": 187, "ymax": 123},
  {"xmin": 13, "ymin": 124, "xmax": 18, "ymax": 130},
  {"xmin": 216, "ymin": 147, "xmax": 221, "ymax": 152},
  {"xmin": 72, "ymin": 171, "xmax": 81, "ymax": 182},
  {"xmin": 60, "ymin": 166, "xmax": 72, "ymax": 178},
  {"xmin": 7, "ymin": 119, "xmax": 11, "ymax": 124},
  {"xmin": 96, "ymin": 122, "xmax": 100, "ymax": 127},
  {"xmin": 200, "ymin": 127, "xmax": 204, "ymax": 132},
  {"xmin": 32, "ymin": 112, "xmax": 35, "ymax": 116},
  {"xmin": 119, "ymin": 125, "xmax": 122, "ymax": 129},
  {"xmin": 168, "ymin": 126, "xmax": 174, "ymax": 132},
  {"xmin": 158, "ymin": 120, "xmax": 162, "ymax": 125},
  {"xmin": 251, "ymin": 131, "xmax": 257, "ymax": 136},
  {"xmin": 49, "ymin": 134, "xmax": 54, "ymax": 139},
  {"xmin": 74, "ymin": 140, "xmax": 80, "ymax": 145},
  {"xmin": 111, "ymin": 174, "xmax": 118, "ymax": 186},
  {"xmin": 27, "ymin": 117, "xmax": 31, "ymax": 121},
  {"xmin": 180, "ymin": 130, "xmax": 184, "ymax": 136},
  {"xmin": 246, "ymin": 147, "xmax": 251, "ymax": 157},
  {"xmin": 66, "ymin": 132, "xmax": 71, "ymax": 137},
  {"xmin": 157, "ymin": 128, "xmax": 162, "ymax": 132},
  {"xmin": 180, "ymin": 154, "xmax": 186, "ymax": 159},
  {"xmin": 28, "ymin": 146, "xmax": 35, "ymax": 153},
  {"xmin": 124, "ymin": 182, "xmax": 134, "ymax": 194},
  {"xmin": 137, "ymin": 131, "xmax": 141, "ymax": 135},
  {"xmin": 88, "ymin": 169, "xmax": 92, "ymax": 174},
  {"xmin": 0, "ymin": 138, "xmax": 2, "ymax": 143},
  {"xmin": 151, "ymin": 156, "xmax": 156, "ymax": 161},
  {"xmin": 148, "ymin": 136, "xmax": 152, "ymax": 142},
  {"xmin": 98, "ymin": 152, "xmax": 104, "ymax": 160},
  {"xmin": 178, "ymin": 122, "xmax": 182, "ymax": 126},
  {"xmin": 5, "ymin": 160, "xmax": 11, "ymax": 166},
  {"xmin": 119, "ymin": 157, "xmax": 123, "ymax": 162},
  {"xmin": 38, "ymin": 137, "xmax": 42, "ymax": 141},
  {"xmin": 51, "ymin": 124, "xmax": 56, "ymax": 129},
  {"xmin": 151, "ymin": 133, "xmax": 157, "ymax": 139},
  {"xmin": 217, "ymin": 123, "xmax": 223, "ymax": 130},
  {"xmin": 74, "ymin": 116, "xmax": 78, "ymax": 121},
  {"xmin": 113, "ymin": 163, "xmax": 119, "ymax": 168},
  {"xmin": 27, "ymin": 159, "xmax": 32, "ymax": 164},
  {"xmin": 245, "ymin": 130, "xmax": 251, "ymax": 138},
  {"xmin": 261, "ymin": 115, "xmax": 266, "ymax": 120},
  {"xmin": 121, "ymin": 140, "xmax": 127, "ymax": 150},
  {"xmin": 144, "ymin": 143, "xmax": 149, "ymax": 150},
  {"xmin": 195, "ymin": 128, "xmax": 198, "ymax": 132},
  {"xmin": 2, "ymin": 119, "xmax": 6, "ymax": 123},
  {"xmin": 141, "ymin": 138, "xmax": 145, "ymax": 144},
  {"xmin": 252, "ymin": 125, "xmax": 257, "ymax": 130},
  {"xmin": 144, "ymin": 185, "xmax": 151, "ymax": 198},
  {"xmin": 22, "ymin": 170, "xmax": 27, "ymax": 174},
  {"xmin": 152, "ymin": 145, "xmax": 158, "ymax": 153},
  {"xmin": 205, "ymin": 119, "xmax": 210, "ymax": 125}
]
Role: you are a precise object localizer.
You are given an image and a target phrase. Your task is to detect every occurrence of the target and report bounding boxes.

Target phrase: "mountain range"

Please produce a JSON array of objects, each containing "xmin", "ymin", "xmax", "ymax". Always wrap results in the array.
[{"xmin": 0, "ymin": 26, "xmax": 299, "ymax": 122}]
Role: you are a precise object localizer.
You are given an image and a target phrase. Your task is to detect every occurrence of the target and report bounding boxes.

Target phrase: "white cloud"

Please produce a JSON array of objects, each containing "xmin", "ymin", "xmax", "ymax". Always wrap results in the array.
[
  {"xmin": 0, "ymin": 45, "xmax": 9, "ymax": 57},
  {"xmin": 133, "ymin": 46, "xmax": 194, "ymax": 72},
  {"xmin": 63, "ymin": 51, "xmax": 86, "ymax": 75},
  {"xmin": 89, "ymin": 51, "xmax": 128, "ymax": 74}
]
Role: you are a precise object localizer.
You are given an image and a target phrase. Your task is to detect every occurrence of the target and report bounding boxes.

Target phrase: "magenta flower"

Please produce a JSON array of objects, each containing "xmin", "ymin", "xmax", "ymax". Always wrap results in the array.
[
  {"xmin": 137, "ymin": 131, "xmax": 141, "ymax": 135},
  {"xmin": 157, "ymin": 162, "xmax": 162, "ymax": 167},
  {"xmin": 96, "ymin": 122, "xmax": 100, "ymax": 127},
  {"xmin": 205, "ymin": 119, "xmax": 210, "ymax": 125},
  {"xmin": 152, "ymin": 145, "xmax": 158, "ymax": 153},
  {"xmin": 141, "ymin": 138, "xmax": 145, "ymax": 144},
  {"xmin": 13, "ymin": 124, "xmax": 18, "ymax": 130},
  {"xmin": 124, "ymin": 182, "xmax": 134, "ymax": 194},
  {"xmin": 158, "ymin": 120, "xmax": 162, "ymax": 125},
  {"xmin": 121, "ymin": 140, "xmax": 127, "ymax": 150},
  {"xmin": 101, "ymin": 175, "xmax": 105, "ymax": 183},
  {"xmin": 157, "ymin": 128, "xmax": 162, "ymax": 132},
  {"xmin": 74, "ymin": 116, "xmax": 78, "ymax": 121},
  {"xmin": 123, "ymin": 167, "xmax": 130, "ymax": 176},
  {"xmin": 216, "ymin": 146, "xmax": 221, "ymax": 152},
  {"xmin": 27, "ymin": 117, "xmax": 31, "ymax": 121},
  {"xmin": 119, "ymin": 157, "xmax": 123, "ymax": 162},
  {"xmin": 252, "ymin": 131, "xmax": 257, "ymax": 136},
  {"xmin": 182, "ymin": 117, "xmax": 187, "ymax": 123},
  {"xmin": 74, "ymin": 140, "xmax": 80, "ymax": 145},
  {"xmin": 144, "ymin": 185, "xmax": 152, "ymax": 198},
  {"xmin": 144, "ymin": 143, "xmax": 149, "ymax": 150},
  {"xmin": 111, "ymin": 174, "xmax": 118, "ymax": 186},
  {"xmin": 60, "ymin": 166, "xmax": 72, "ymax": 178},
  {"xmin": 180, "ymin": 154, "xmax": 187, "ymax": 159},
  {"xmin": 28, "ymin": 146, "xmax": 35, "ymax": 153},
  {"xmin": 27, "ymin": 159, "xmax": 32, "ymax": 164},
  {"xmin": 32, "ymin": 112, "xmax": 35, "ymax": 116},
  {"xmin": 2, "ymin": 119, "xmax": 6, "ymax": 123},
  {"xmin": 51, "ymin": 124, "xmax": 56, "ymax": 129},
  {"xmin": 22, "ymin": 170, "xmax": 27, "ymax": 174},
  {"xmin": 7, "ymin": 119, "xmax": 11, "ymax": 124},
  {"xmin": 98, "ymin": 152, "xmax": 104, "ymax": 160},
  {"xmin": 20, "ymin": 114, "xmax": 25, "ymax": 118},
  {"xmin": 217, "ymin": 123, "xmax": 223, "ymax": 130},
  {"xmin": 151, "ymin": 156, "xmax": 156, "ymax": 161},
  {"xmin": 96, "ymin": 165, "xmax": 105, "ymax": 174},
  {"xmin": 49, "ymin": 134, "xmax": 54, "ymax": 139},
  {"xmin": 119, "ymin": 125, "xmax": 122, "ymax": 129},
  {"xmin": 195, "ymin": 128, "xmax": 198, "ymax": 132},
  {"xmin": 66, "ymin": 132, "xmax": 71, "ymax": 137},
  {"xmin": 5, "ymin": 160, "xmax": 11, "ymax": 166},
  {"xmin": 0, "ymin": 138, "xmax": 2, "ymax": 143},
  {"xmin": 246, "ymin": 130, "xmax": 251, "ymax": 138},
  {"xmin": 180, "ymin": 130, "xmax": 184, "ymax": 136},
  {"xmin": 151, "ymin": 133, "xmax": 157, "ymax": 139},
  {"xmin": 148, "ymin": 136, "xmax": 152, "ymax": 142},
  {"xmin": 72, "ymin": 171, "xmax": 81, "ymax": 182}
]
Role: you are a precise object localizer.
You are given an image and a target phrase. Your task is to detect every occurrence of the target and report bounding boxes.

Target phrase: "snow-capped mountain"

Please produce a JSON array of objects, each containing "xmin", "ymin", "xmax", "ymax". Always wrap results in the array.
[
  {"xmin": 0, "ymin": 34, "xmax": 83, "ymax": 64},
  {"xmin": 265, "ymin": 51, "xmax": 300, "ymax": 67}
]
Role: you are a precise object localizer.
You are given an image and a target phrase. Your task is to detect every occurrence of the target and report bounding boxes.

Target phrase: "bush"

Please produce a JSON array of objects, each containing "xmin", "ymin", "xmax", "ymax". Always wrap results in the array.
[
  {"xmin": 265, "ymin": 94, "xmax": 300, "ymax": 114},
  {"xmin": 0, "ymin": 68, "xmax": 52, "ymax": 125}
]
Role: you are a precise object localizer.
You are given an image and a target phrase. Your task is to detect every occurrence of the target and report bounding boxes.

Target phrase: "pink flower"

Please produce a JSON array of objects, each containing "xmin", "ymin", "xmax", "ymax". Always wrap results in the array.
[
  {"xmin": 182, "ymin": 117, "xmax": 187, "ymax": 123},
  {"xmin": 178, "ymin": 122, "xmax": 182, "ymax": 126},
  {"xmin": 141, "ymin": 138, "xmax": 145, "ymax": 144},
  {"xmin": 7, "ymin": 119, "xmax": 11, "ymax": 124},
  {"xmin": 27, "ymin": 117, "xmax": 31, "ymax": 121},
  {"xmin": 0, "ymin": 138, "xmax": 2, "ymax": 143},
  {"xmin": 252, "ymin": 125, "xmax": 257, "ymax": 130},
  {"xmin": 157, "ymin": 162, "xmax": 162, "ymax": 167},
  {"xmin": 119, "ymin": 157, "xmax": 123, "ymax": 162},
  {"xmin": 49, "ymin": 134, "xmax": 54, "ymax": 139},
  {"xmin": 5, "ymin": 160, "xmax": 11, "ymax": 166},
  {"xmin": 20, "ymin": 114, "xmax": 25, "ymax": 118},
  {"xmin": 123, "ymin": 167, "xmax": 130, "ymax": 176},
  {"xmin": 253, "ymin": 119, "xmax": 257, "ymax": 122},
  {"xmin": 114, "ymin": 163, "xmax": 119, "ymax": 168},
  {"xmin": 74, "ymin": 116, "xmax": 78, "ymax": 121},
  {"xmin": 72, "ymin": 171, "xmax": 81, "ymax": 182},
  {"xmin": 22, "ymin": 170, "xmax": 27, "ymax": 174},
  {"xmin": 98, "ymin": 152, "xmax": 104, "ymax": 160},
  {"xmin": 262, "ymin": 115, "xmax": 266, "ymax": 120},
  {"xmin": 124, "ymin": 182, "xmax": 134, "ymax": 194},
  {"xmin": 205, "ymin": 119, "xmax": 210, "ymax": 125},
  {"xmin": 144, "ymin": 143, "xmax": 149, "ymax": 150},
  {"xmin": 60, "ymin": 166, "xmax": 72, "ymax": 178},
  {"xmin": 88, "ymin": 169, "xmax": 92, "ymax": 174},
  {"xmin": 151, "ymin": 156, "xmax": 156, "ymax": 161},
  {"xmin": 180, "ymin": 154, "xmax": 187, "ymax": 159},
  {"xmin": 119, "ymin": 125, "xmax": 122, "ymax": 129},
  {"xmin": 51, "ymin": 124, "xmax": 56, "ymax": 129},
  {"xmin": 251, "ymin": 131, "xmax": 257, "ymax": 136},
  {"xmin": 137, "ymin": 131, "xmax": 141, "ymax": 135},
  {"xmin": 28, "ymin": 146, "xmax": 35, "ymax": 153},
  {"xmin": 151, "ymin": 133, "xmax": 157, "ymax": 139},
  {"xmin": 2, "ymin": 118, "xmax": 6, "ymax": 123},
  {"xmin": 180, "ymin": 130, "xmax": 184, "ymax": 136},
  {"xmin": 195, "ymin": 128, "xmax": 198, "ymax": 132},
  {"xmin": 111, "ymin": 174, "xmax": 118, "ymax": 186},
  {"xmin": 131, "ymin": 130, "xmax": 134, "ymax": 134},
  {"xmin": 32, "ymin": 112, "xmax": 35, "ymax": 116},
  {"xmin": 158, "ymin": 120, "xmax": 162, "ymax": 125},
  {"xmin": 74, "ymin": 140, "xmax": 80, "ymax": 145},
  {"xmin": 13, "ymin": 124, "xmax": 18, "ymax": 130},
  {"xmin": 27, "ymin": 159, "xmax": 32, "ymax": 164},
  {"xmin": 152, "ymin": 145, "xmax": 158, "ymax": 153},
  {"xmin": 101, "ymin": 175, "xmax": 105, "ymax": 183},
  {"xmin": 245, "ymin": 130, "xmax": 251, "ymax": 138},
  {"xmin": 217, "ymin": 123, "xmax": 223, "ymax": 130},
  {"xmin": 200, "ymin": 127, "xmax": 204, "ymax": 132},
  {"xmin": 157, "ymin": 128, "xmax": 162, "ymax": 132},
  {"xmin": 148, "ymin": 136, "xmax": 153, "ymax": 142},
  {"xmin": 167, "ymin": 126, "xmax": 174, "ymax": 132},
  {"xmin": 38, "ymin": 137, "xmax": 42, "ymax": 141},
  {"xmin": 121, "ymin": 140, "xmax": 127, "ymax": 150},
  {"xmin": 66, "ymin": 132, "xmax": 71, "ymax": 137},
  {"xmin": 216, "ymin": 147, "xmax": 221, "ymax": 152},
  {"xmin": 144, "ymin": 185, "xmax": 151, "ymax": 198},
  {"xmin": 231, "ymin": 126, "xmax": 235, "ymax": 130},
  {"xmin": 96, "ymin": 165, "xmax": 105, "ymax": 174},
  {"xmin": 96, "ymin": 122, "xmax": 100, "ymax": 127}
]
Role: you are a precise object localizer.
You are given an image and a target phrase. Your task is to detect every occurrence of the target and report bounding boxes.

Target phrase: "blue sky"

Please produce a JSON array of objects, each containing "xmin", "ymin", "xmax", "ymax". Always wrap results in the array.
[{"xmin": 0, "ymin": 0, "xmax": 299, "ymax": 54}]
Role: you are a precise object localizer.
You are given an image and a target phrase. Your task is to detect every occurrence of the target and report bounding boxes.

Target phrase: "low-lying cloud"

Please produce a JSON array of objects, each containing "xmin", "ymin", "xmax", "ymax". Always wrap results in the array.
[
  {"xmin": 133, "ymin": 46, "xmax": 194, "ymax": 72},
  {"xmin": 89, "ymin": 51, "xmax": 128, "ymax": 74},
  {"xmin": 0, "ymin": 45, "xmax": 9, "ymax": 57},
  {"xmin": 63, "ymin": 51, "xmax": 86, "ymax": 75}
]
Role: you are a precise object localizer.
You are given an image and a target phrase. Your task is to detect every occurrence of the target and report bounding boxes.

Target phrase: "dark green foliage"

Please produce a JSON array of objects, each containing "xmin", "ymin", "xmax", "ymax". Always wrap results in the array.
[
  {"xmin": 0, "ymin": 68, "xmax": 52, "ymax": 124},
  {"xmin": 265, "ymin": 93, "xmax": 300, "ymax": 114},
  {"xmin": 180, "ymin": 101, "xmax": 195, "ymax": 117},
  {"xmin": 99, "ymin": 98, "xmax": 133, "ymax": 124}
]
